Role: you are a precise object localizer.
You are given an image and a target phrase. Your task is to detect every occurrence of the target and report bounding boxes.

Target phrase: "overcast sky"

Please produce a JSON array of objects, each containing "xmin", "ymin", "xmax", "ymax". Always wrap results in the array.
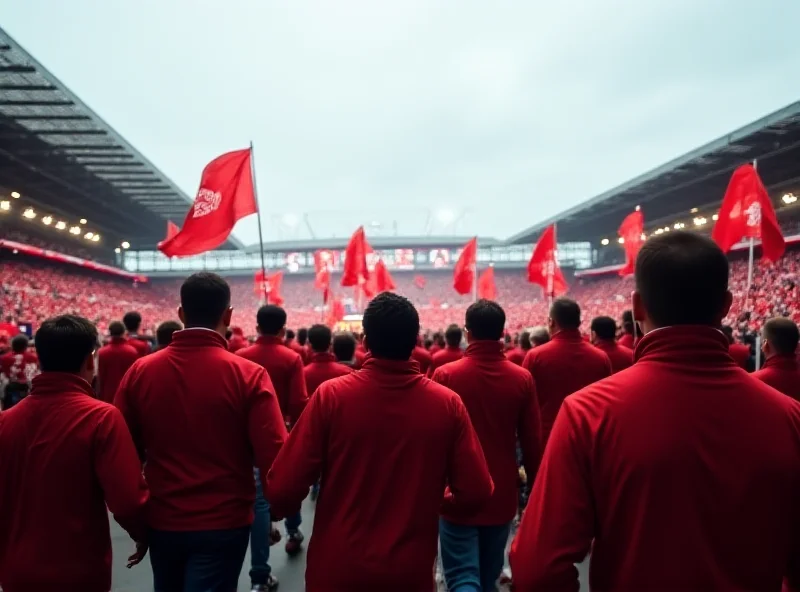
[{"xmin": 3, "ymin": 0, "xmax": 800, "ymax": 246}]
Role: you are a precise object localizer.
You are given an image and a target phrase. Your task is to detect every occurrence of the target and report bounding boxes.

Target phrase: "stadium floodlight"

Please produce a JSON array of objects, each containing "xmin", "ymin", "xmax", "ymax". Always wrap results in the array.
[
  {"xmin": 79, "ymin": 218, "xmax": 87, "ymax": 225},
  {"xmin": 690, "ymin": 207, "xmax": 698, "ymax": 213},
  {"xmin": 84, "ymin": 232, "xmax": 94, "ymax": 240},
  {"xmin": 712, "ymin": 214, "xmax": 719, "ymax": 221},
  {"xmin": 22, "ymin": 208, "xmax": 36, "ymax": 219},
  {"xmin": 42, "ymin": 215, "xmax": 53, "ymax": 226},
  {"xmin": 69, "ymin": 226, "xmax": 81, "ymax": 235},
  {"xmin": 11, "ymin": 191, "xmax": 20, "ymax": 199},
  {"xmin": 618, "ymin": 237, "xmax": 625, "ymax": 244},
  {"xmin": 600, "ymin": 238, "xmax": 609, "ymax": 246},
  {"xmin": 655, "ymin": 228, "xmax": 664, "ymax": 235},
  {"xmin": 0, "ymin": 201, "xmax": 9, "ymax": 212},
  {"xmin": 92, "ymin": 235, "xmax": 100, "ymax": 242},
  {"xmin": 782, "ymin": 193, "xmax": 797, "ymax": 205},
  {"xmin": 121, "ymin": 241, "xmax": 131, "ymax": 249},
  {"xmin": 55, "ymin": 221, "xmax": 66, "ymax": 230},
  {"xmin": 115, "ymin": 247, "xmax": 121, "ymax": 254},
  {"xmin": 693, "ymin": 217, "xmax": 707, "ymax": 226},
  {"xmin": 664, "ymin": 227, "xmax": 670, "ymax": 232}
]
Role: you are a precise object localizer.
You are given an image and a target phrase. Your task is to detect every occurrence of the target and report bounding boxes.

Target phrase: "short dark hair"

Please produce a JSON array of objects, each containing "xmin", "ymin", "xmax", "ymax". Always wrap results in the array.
[
  {"xmin": 519, "ymin": 331, "xmax": 531, "ymax": 350},
  {"xmin": 35, "ymin": 315, "xmax": 97, "ymax": 373},
  {"xmin": 308, "ymin": 324, "xmax": 332, "ymax": 353},
  {"xmin": 530, "ymin": 326, "xmax": 550, "ymax": 346},
  {"xmin": 109, "ymin": 321, "xmax": 126, "ymax": 338},
  {"xmin": 297, "ymin": 328, "xmax": 308, "ymax": 346},
  {"xmin": 10, "ymin": 334, "xmax": 29, "ymax": 353},
  {"xmin": 156, "ymin": 320, "xmax": 182, "ymax": 348},
  {"xmin": 257, "ymin": 305, "xmax": 287, "ymax": 336},
  {"xmin": 721, "ymin": 325, "xmax": 735, "ymax": 343},
  {"xmin": 285, "ymin": 329, "xmax": 296, "ymax": 340},
  {"xmin": 180, "ymin": 273, "xmax": 231, "ymax": 328},
  {"xmin": 550, "ymin": 298, "xmax": 580, "ymax": 330},
  {"xmin": 636, "ymin": 232, "xmax": 728, "ymax": 327},
  {"xmin": 465, "ymin": 299, "xmax": 505, "ymax": 341},
  {"xmin": 763, "ymin": 317, "xmax": 800, "ymax": 355},
  {"xmin": 591, "ymin": 316, "xmax": 617, "ymax": 341},
  {"xmin": 362, "ymin": 292, "xmax": 419, "ymax": 360},
  {"xmin": 444, "ymin": 324, "xmax": 463, "ymax": 347},
  {"xmin": 122, "ymin": 311, "xmax": 142, "ymax": 333},
  {"xmin": 621, "ymin": 310, "xmax": 634, "ymax": 333},
  {"xmin": 332, "ymin": 332, "xmax": 357, "ymax": 362}
]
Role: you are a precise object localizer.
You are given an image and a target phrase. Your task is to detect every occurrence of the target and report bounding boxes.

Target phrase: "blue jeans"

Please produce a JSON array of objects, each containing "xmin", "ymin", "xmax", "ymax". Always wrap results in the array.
[
  {"xmin": 439, "ymin": 519, "xmax": 511, "ymax": 592},
  {"xmin": 149, "ymin": 525, "xmax": 250, "ymax": 592},
  {"xmin": 285, "ymin": 510, "xmax": 302, "ymax": 534},
  {"xmin": 250, "ymin": 468, "xmax": 272, "ymax": 585}
]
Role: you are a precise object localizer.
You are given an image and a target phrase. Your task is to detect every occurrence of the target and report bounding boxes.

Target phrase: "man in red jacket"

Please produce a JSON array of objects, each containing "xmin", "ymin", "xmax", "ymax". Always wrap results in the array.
[
  {"xmin": 304, "ymin": 324, "xmax": 353, "ymax": 396},
  {"xmin": 0, "ymin": 333, "xmax": 39, "ymax": 410},
  {"xmin": 266, "ymin": 292, "xmax": 494, "ymax": 592},
  {"xmin": 618, "ymin": 310, "xmax": 636, "ymax": 349},
  {"xmin": 427, "ymin": 324, "xmax": 464, "ymax": 376},
  {"xmin": 505, "ymin": 330, "xmax": 531, "ymax": 365},
  {"xmin": 227, "ymin": 326, "xmax": 248, "ymax": 353},
  {"xmin": 722, "ymin": 324, "xmax": 752, "ymax": 370},
  {"xmin": 411, "ymin": 337, "xmax": 433, "ymax": 374},
  {"xmin": 510, "ymin": 231, "xmax": 800, "ymax": 592},
  {"xmin": 522, "ymin": 298, "xmax": 612, "ymax": 448},
  {"xmin": 96, "ymin": 321, "xmax": 139, "ymax": 403},
  {"xmin": 590, "ymin": 315, "xmax": 634, "ymax": 374},
  {"xmin": 237, "ymin": 304, "xmax": 309, "ymax": 556},
  {"xmin": 115, "ymin": 273, "xmax": 287, "ymax": 592},
  {"xmin": 754, "ymin": 316, "xmax": 800, "ymax": 401},
  {"xmin": 123, "ymin": 310, "xmax": 151, "ymax": 357},
  {"xmin": 432, "ymin": 300, "xmax": 541, "ymax": 592},
  {"xmin": 332, "ymin": 331, "xmax": 359, "ymax": 368},
  {"xmin": 0, "ymin": 315, "xmax": 149, "ymax": 592}
]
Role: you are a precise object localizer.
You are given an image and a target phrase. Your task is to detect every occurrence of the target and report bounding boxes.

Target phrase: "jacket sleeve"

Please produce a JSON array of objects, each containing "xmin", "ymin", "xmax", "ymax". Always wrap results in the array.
[
  {"xmin": 249, "ymin": 369, "xmax": 288, "ymax": 493},
  {"xmin": 265, "ymin": 386, "xmax": 327, "ymax": 519},
  {"xmin": 94, "ymin": 407, "xmax": 149, "ymax": 543},
  {"xmin": 518, "ymin": 373, "xmax": 543, "ymax": 490},
  {"xmin": 509, "ymin": 398, "xmax": 593, "ymax": 592},
  {"xmin": 113, "ymin": 364, "xmax": 145, "ymax": 462},
  {"xmin": 288, "ymin": 356, "xmax": 310, "ymax": 425},
  {"xmin": 441, "ymin": 395, "xmax": 494, "ymax": 513}
]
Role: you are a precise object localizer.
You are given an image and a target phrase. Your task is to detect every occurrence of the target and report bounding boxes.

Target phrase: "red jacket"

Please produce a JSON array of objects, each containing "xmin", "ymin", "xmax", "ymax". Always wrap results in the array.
[
  {"xmin": 522, "ymin": 329, "xmax": 612, "ymax": 446},
  {"xmin": 510, "ymin": 326, "xmax": 800, "ymax": 592},
  {"xmin": 618, "ymin": 332, "xmax": 635, "ymax": 349},
  {"xmin": 115, "ymin": 328, "xmax": 286, "ymax": 531},
  {"xmin": 96, "ymin": 337, "xmax": 139, "ymax": 403},
  {"xmin": 286, "ymin": 339, "xmax": 308, "ymax": 362},
  {"xmin": 411, "ymin": 346, "xmax": 432, "ymax": 375},
  {"xmin": 238, "ymin": 335, "xmax": 309, "ymax": 424},
  {"xmin": 0, "ymin": 373, "xmax": 148, "ymax": 592},
  {"xmin": 505, "ymin": 346, "xmax": 528, "ymax": 366},
  {"xmin": 427, "ymin": 346, "xmax": 464, "ymax": 377},
  {"xmin": 0, "ymin": 350, "xmax": 38, "ymax": 384},
  {"xmin": 432, "ymin": 341, "xmax": 541, "ymax": 525},
  {"xmin": 126, "ymin": 334, "xmax": 151, "ymax": 357},
  {"xmin": 266, "ymin": 357, "xmax": 493, "ymax": 592},
  {"xmin": 593, "ymin": 339, "xmax": 634, "ymax": 374},
  {"xmin": 730, "ymin": 342, "xmax": 751, "ymax": 370},
  {"xmin": 304, "ymin": 351, "xmax": 353, "ymax": 397},
  {"xmin": 754, "ymin": 354, "xmax": 800, "ymax": 402},
  {"xmin": 228, "ymin": 334, "xmax": 248, "ymax": 353}
]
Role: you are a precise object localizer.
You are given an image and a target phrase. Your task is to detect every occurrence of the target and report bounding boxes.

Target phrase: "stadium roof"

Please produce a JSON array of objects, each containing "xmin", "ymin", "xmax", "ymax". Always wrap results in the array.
[
  {"xmin": 242, "ymin": 235, "xmax": 502, "ymax": 253},
  {"xmin": 0, "ymin": 27, "xmax": 243, "ymax": 251},
  {"xmin": 507, "ymin": 100, "xmax": 800, "ymax": 245}
]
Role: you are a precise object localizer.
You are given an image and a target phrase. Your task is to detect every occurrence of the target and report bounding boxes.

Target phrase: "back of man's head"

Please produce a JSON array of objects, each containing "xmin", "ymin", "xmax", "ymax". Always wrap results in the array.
[
  {"xmin": 530, "ymin": 326, "xmax": 550, "ymax": 347},
  {"xmin": 763, "ymin": 317, "xmax": 800, "ymax": 356},
  {"xmin": 591, "ymin": 316, "xmax": 617, "ymax": 342},
  {"xmin": 635, "ymin": 231, "xmax": 730, "ymax": 328},
  {"xmin": 444, "ymin": 324, "xmax": 463, "ymax": 347},
  {"xmin": 156, "ymin": 320, "xmax": 183, "ymax": 348},
  {"xmin": 297, "ymin": 327, "xmax": 308, "ymax": 346},
  {"xmin": 109, "ymin": 321, "xmax": 126, "ymax": 338},
  {"xmin": 308, "ymin": 324, "xmax": 333, "ymax": 353},
  {"xmin": 35, "ymin": 315, "xmax": 97, "ymax": 374},
  {"xmin": 285, "ymin": 328, "xmax": 296, "ymax": 341},
  {"xmin": 10, "ymin": 334, "xmax": 29, "ymax": 354},
  {"xmin": 621, "ymin": 310, "xmax": 634, "ymax": 334},
  {"xmin": 519, "ymin": 331, "xmax": 532, "ymax": 350},
  {"xmin": 332, "ymin": 332, "xmax": 357, "ymax": 362},
  {"xmin": 465, "ymin": 299, "xmax": 505, "ymax": 341},
  {"xmin": 550, "ymin": 298, "xmax": 581, "ymax": 331},
  {"xmin": 180, "ymin": 273, "xmax": 231, "ymax": 329},
  {"xmin": 363, "ymin": 292, "xmax": 419, "ymax": 360},
  {"xmin": 257, "ymin": 305, "xmax": 287, "ymax": 336},
  {"xmin": 122, "ymin": 311, "xmax": 142, "ymax": 333}
]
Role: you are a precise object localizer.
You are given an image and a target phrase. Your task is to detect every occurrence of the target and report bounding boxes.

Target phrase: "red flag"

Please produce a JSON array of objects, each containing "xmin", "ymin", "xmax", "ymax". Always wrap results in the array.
[
  {"xmin": 165, "ymin": 220, "xmax": 180, "ymax": 240},
  {"xmin": 374, "ymin": 259, "xmax": 396, "ymax": 292},
  {"xmin": 341, "ymin": 226, "xmax": 370, "ymax": 287},
  {"xmin": 413, "ymin": 274, "xmax": 426, "ymax": 289},
  {"xmin": 254, "ymin": 269, "xmax": 284, "ymax": 306},
  {"xmin": 527, "ymin": 224, "xmax": 568, "ymax": 296},
  {"xmin": 712, "ymin": 164, "xmax": 785, "ymax": 262},
  {"xmin": 327, "ymin": 295, "xmax": 346, "ymax": 327},
  {"xmin": 453, "ymin": 237, "xmax": 477, "ymax": 295},
  {"xmin": 618, "ymin": 209, "xmax": 644, "ymax": 277},
  {"xmin": 477, "ymin": 266, "xmax": 497, "ymax": 300},
  {"xmin": 158, "ymin": 149, "xmax": 256, "ymax": 257},
  {"xmin": 313, "ymin": 250, "xmax": 332, "ymax": 303}
]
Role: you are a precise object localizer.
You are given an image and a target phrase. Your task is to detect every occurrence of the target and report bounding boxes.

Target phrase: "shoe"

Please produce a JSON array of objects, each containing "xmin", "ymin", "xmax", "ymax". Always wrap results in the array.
[
  {"xmin": 285, "ymin": 530, "xmax": 304, "ymax": 556},
  {"xmin": 251, "ymin": 575, "xmax": 279, "ymax": 591},
  {"xmin": 270, "ymin": 525, "xmax": 281, "ymax": 546}
]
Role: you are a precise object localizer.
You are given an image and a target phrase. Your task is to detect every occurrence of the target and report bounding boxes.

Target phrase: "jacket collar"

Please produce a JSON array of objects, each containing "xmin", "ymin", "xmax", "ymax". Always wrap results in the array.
[
  {"xmin": 109, "ymin": 336, "xmax": 128, "ymax": 345},
  {"xmin": 170, "ymin": 327, "xmax": 228, "ymax": 350},
  {"xmin": 762, "ymin": 353, "xmax": 799, "ymax": 371},
  {"xmin": 551, "ymin": 329, "xmax": 583, "ymax": 342},
  {"xmin": 634, "ymin": 325, "xmax": 735, "ymax": 366},
  {"xmin": 361, "ymin": 356, "xmax": 422, "ymax": 376},
  {"xmin": 465, "ymin": 340, "xmax": 505, "ymax": 359},
  {"xmin": 444, "ymin": 345, "xmax": 462, "ymax": 353},
  {"xmin": 30, "ymin": 372, "xmax": 94, "ymax": 398},
  {"xmin": 309, "ymin": 352, "xmax": 337, "ymax": 364},
  {"xmin": 256, "ymin": 335, "xmax": 284, "ymax": 346},
  {"xmin": 594, "ymin": 339, "xmax": 619, "ymax": 351}
]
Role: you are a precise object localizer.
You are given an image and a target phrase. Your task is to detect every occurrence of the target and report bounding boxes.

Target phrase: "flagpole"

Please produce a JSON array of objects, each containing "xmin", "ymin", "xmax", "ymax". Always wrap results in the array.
[
  {"xmin": 473, "ymin": 237, "xmax": 479, "ymax": 302},
  {"xmin": 746, "ymin": 159, "xmax": 758, "ymax": 296},
  {"xmin": 548, "ymin": 224, "xmax": 557, "ymax": 308},
  {"xmin": 249, "ymin": 140, "xmax": 268, "ymax": 303}
]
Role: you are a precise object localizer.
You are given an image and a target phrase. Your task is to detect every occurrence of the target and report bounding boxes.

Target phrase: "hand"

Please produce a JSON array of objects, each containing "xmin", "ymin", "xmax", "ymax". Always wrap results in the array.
[{"xmin": 127, "ymin": 541, "xmax": 148, "ymax": 568}]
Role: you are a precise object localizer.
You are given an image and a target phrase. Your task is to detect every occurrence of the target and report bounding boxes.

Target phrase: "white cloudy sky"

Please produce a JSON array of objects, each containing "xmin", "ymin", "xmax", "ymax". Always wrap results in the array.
[{"xmin": 3, "ymin": 0, "xmax": 800, "ymax": 246}]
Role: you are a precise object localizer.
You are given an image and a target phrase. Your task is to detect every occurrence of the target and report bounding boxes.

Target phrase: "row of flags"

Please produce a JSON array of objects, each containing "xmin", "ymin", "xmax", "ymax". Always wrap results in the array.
[{"xmin": 157, "ymin": 149, "xmax": 787, "ymax": 322}]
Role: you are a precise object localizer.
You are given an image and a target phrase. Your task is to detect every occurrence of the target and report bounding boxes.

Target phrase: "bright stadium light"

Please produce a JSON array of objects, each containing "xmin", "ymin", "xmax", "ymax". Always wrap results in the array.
[
  {"xmin": 600, "ymin": 238, "xmax": 609, "ymax": 246},
  {"xmin": 782, "ymin": 193, "xmax": 797, "ymax": 205},
  {"xmin": 11, "ymin": 191, "xmax": 20, "ymax": 199},
  {"xmin": 693, "ymin": 217, "xmax": 707, "ymax": 226},
  {"xmin": 654, "ymin": 228, "xmax": 664, "ymax": 235},
  {"xmin": 69, "ymin": 226, "xmax": 81, "ymax": 235},
  {"xmin": 22, "ymin": 208, "xmax": 36, "ymax": 219},
  {"xmin": 618, "ymin": 237, "xmax": 625, "ymax": 244},
  {"xmin": 712, "ymin": 214, "xmax": 719, "ymax": 221},
  {"xmin": 664, "ymin": 227, "xmax": 670, "ymax": 232},
  {"xmin": 55, "ymin": 221, "xmax": 66, "ymax": 230},
  {"xmin": 0, "ymin": 201, "xmax": 9, "ymax": 211},
  {"xmin": 42, "ymin": 215, "xmax": 53, "ymax": 226},
  {"xmin": 115, "ymin": 247, "xmax": 121, "ymax": 254},
  {"xmin": 92, "ymin": 234, "xmax": 100, "ymax": 242},
  {"xmin": 84, "ymin": 231, "xmax": 94, "ymax": 240},
  {"xmin": 690, "ymin": 207, "xmax": 698, "ymax": 213},
  {"xmin": 79, "ymin": 218, "xmax": 87, "ymax": 225},
  {"xmin": 121, "ymin": 241, "xmax": 130, "ymax": 249}
]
